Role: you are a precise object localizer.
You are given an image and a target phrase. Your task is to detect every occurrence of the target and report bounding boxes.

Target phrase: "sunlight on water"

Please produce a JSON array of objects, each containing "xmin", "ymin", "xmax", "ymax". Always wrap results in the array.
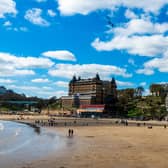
[
  {"xmin": 0, "ymin": 120, "xmax": 64, "ymax": 160},
  {"xmin": 14, "ymin": 128, "xmax": 21, "ymax": 136},
  {"xmin": 0, "ymin": 123, "xmax": 4, "ymax": 131},
  {"xmin": 0, "ymin": 121, "xmax": 34, "ymax": 154}
]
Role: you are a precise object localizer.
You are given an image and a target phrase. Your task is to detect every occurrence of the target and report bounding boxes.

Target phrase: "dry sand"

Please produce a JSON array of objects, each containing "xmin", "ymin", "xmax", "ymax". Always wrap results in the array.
[
  {"xmin": 0, "ymin": 114, "xmax": 49, "ymax": 120},
  {"xmin": 24, "ymin": 125, "xmax": 168, "ymax": 168}
]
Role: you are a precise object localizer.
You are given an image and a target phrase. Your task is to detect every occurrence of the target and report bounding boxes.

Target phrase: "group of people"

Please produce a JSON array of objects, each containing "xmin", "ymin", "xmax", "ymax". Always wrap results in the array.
[{"xmin": 68, "ymin": 129, "xmax": 74, "ymax": 137}]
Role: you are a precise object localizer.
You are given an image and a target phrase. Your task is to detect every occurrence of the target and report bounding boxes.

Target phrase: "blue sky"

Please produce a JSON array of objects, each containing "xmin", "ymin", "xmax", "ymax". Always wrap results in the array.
[{"xmin": 0, "ymin": 0, "xmax": 168, "ymax": 98}]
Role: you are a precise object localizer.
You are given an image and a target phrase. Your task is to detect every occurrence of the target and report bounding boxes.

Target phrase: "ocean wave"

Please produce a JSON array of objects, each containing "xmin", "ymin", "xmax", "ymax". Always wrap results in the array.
[{"xmin": 0, "ymin": 123, "xmax": 4, "ymax": 131}]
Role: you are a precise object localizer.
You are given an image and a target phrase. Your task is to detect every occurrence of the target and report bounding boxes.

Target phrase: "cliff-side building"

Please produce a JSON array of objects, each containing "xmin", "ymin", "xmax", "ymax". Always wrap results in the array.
[{"xmin": 61, "ymin": 74, "xmax": 117, "ymax": 108}]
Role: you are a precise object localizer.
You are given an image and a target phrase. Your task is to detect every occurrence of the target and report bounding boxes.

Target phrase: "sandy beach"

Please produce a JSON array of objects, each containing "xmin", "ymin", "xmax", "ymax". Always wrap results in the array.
[
  {"xmin": 1, "ymin": 115, "xmax": 168, "ymax": 168},
  {"xmin": 20, "ymin": 125, "xmax": 168, "ymax": 168}
]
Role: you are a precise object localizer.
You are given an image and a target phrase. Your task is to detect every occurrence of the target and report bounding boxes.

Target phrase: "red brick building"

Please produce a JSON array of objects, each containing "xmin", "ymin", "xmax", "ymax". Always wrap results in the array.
[{"xmin": 61, "ymin": 74, "xmax": 117, "ymax": 108}]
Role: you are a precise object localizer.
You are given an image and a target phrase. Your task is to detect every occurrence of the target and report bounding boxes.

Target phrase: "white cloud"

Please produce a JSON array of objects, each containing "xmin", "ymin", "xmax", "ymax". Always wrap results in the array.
[
  {"xmin": 25, "ymin": 8, "xmax": 50, "ymax": 26},
  {"xmin": 0, "ymin": 52, "xmax": 54, "ymax": 77},
  {"xmin": 0, "ymin": 0, "xmax": 17, "ymax": 18},
  {"xmin": 92, "ymin": 14, "xmax": 168, "ymax": 75},
  {"xmin": 57, "ymin": 0, "xmax": 168, "ymax": 15},
  {"xmin": 109, "ymin": 19, "xmax": 168, "ymax": 36},
  {"xmin": 116, "ymin": 80, "xmax": 134, "ymax": 87},
  {"xmin": 0, "ymin": 67, "xmax": 35, "ymax": 77},
  {"xmin": 53, "ymin": 90, "xmax": 67, "ymax": 98},
  {"xmin": 3, "ymin": 21, "xmax": 12, "ymax": 27},
  {"xmin": 31, "ymin": 78, "xmax": 50, "ymax": 83},
  {"xmin": 144, "ymin": 55, "xmax": 168, "ymax": 73},
  {"xmin": 9, "ymin": 85, "xmax": 52, "ymax": 92},
  {"xmin": 48, "ymin": 63, "xmax": 132, "ymax": 79},
  {"xmin": 42, "ymin": 50, "xmax": 76, "ymax": 61},
  {"xmin": 92, "ymin": 17, "xmax": 168, "ymax": 57},
  {"xmin": 47, "ymin": 9, "xmax": 57, "ymax": 17},
  {"xmin": 8, "ymin": 84, "xmax": 67, "ymax": 98},
  {"xmin": 136, "ymin": 50, "xmax": 168, "ymax": 75},
  {"xmin": 55, "ymin": 81, "xmax": 68, "ymax": 88},
  {"xmin": 0, "ymin": 79, "xmax": 15, "ymax": 84},
  {"xmin": 144, "ymin": 59, "xmax": 168, "ymax": 72},
  {"xmin": 92, "ymin": 35, "xmax": 168, "ymax": 57},
  {"xmin": 158, "ymin": 82, "xmax": 168, "ymax": 84},
  {"xmin": 58, "ymin": 0, "xmax": 115, "ymax": 15},
  {"xmin": 125, "ymin": 9, "xmax": 138, "ymax": 19},
  {"xmin": 0, "ymin": 52, "xmax": 54, "ymax": 69},
  {"xmin": 139, "ymin": 82, "xmax": 146, "ymax": 87},
  {"xmin": 136, "ymin": 68, "xmax": 154, "ymax": 75}
]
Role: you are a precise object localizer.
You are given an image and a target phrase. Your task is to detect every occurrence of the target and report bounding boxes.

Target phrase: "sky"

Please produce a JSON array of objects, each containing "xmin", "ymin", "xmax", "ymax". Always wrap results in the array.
[{"xmin": 0, "ymin": 0, "xmax": 168, "ymax": 98}]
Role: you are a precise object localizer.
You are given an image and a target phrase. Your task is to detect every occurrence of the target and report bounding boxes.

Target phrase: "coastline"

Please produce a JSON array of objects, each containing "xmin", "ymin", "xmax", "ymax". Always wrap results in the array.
[
  {"xmin": 1, "ymin": 115, "xmax": 168, "ymax": 168},
  {"xmin": 1, "ymin": 114, "xmax": 168, "ymax": 127}
]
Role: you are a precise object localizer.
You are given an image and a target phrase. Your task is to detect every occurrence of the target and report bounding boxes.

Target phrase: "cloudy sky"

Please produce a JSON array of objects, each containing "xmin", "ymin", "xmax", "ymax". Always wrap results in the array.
[{"xmin": 0, "ymin": 0, "xmax": 168, "ymax": 98}]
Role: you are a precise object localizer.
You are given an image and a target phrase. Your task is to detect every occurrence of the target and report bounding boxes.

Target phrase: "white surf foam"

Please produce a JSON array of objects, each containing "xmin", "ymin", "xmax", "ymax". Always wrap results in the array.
[
  {"xmin": 15, "ymin": 128, "xmax": 22, "ymax": 136},
  {"xmin": 0, "ymin": 123, "xmax": 4, "ymax": 131}
]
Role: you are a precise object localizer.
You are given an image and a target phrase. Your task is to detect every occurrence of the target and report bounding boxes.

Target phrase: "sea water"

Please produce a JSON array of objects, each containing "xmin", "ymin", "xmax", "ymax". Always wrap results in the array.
[{"xmin": 0, "ymin": 120, "xmax": 63, "ymax": 167}]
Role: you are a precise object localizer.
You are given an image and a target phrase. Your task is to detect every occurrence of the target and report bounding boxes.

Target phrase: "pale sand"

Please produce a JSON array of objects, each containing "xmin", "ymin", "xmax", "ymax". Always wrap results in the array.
[
  {"xmin": 0, "ymin": 114, "xmax": 49, "ymax": 120},
  {"xmin": 1, "ymin": 115, "xmax": 168, "ymax": 168},
  {"xmin": 25, "ymin": 126, "xmax": 168, "ymax": 168}
]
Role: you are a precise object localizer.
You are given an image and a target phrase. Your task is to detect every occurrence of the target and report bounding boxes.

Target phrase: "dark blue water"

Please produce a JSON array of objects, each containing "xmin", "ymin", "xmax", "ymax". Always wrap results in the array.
[{"xmin": 0, "ymin": 120, "xmax": 64, "ymax": 168}]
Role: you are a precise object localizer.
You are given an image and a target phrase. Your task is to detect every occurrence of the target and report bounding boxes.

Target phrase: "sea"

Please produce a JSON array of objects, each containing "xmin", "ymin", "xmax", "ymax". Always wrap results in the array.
[{"xmin": 0, "ymin": 120, "xmax": 63, "ymax": 167}]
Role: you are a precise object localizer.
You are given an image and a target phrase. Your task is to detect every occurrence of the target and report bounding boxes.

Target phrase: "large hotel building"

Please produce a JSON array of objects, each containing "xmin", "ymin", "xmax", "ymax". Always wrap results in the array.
[{"xmin": 61, "ymin": 74, "xmax": 117, "ymax": 109}]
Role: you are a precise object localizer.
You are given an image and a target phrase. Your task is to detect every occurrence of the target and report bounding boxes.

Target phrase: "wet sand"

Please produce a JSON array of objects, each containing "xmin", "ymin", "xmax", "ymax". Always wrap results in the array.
[
  {"xmin": 0, "ymin": 120, "xmax": 64, "ymax": 168},
  {"xmin": 25, "ymin": 126, "xmax": 168, "ymax": 168}
]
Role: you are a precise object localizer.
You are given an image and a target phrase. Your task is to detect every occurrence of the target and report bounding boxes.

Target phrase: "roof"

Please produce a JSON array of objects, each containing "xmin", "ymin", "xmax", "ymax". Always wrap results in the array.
[{"xmin": 80, "ymin": 104, "xmax": 105, "ymax": 109}]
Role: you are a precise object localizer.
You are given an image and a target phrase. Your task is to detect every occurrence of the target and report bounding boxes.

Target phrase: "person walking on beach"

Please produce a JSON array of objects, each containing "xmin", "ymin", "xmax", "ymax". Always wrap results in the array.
[
  {"xmin": 68, "ymin": 129, "xmax": 71, "ymax": 137},
  {"xmin": 68, "ymin": 129, "xmax": 74, "ymax": 137}
]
